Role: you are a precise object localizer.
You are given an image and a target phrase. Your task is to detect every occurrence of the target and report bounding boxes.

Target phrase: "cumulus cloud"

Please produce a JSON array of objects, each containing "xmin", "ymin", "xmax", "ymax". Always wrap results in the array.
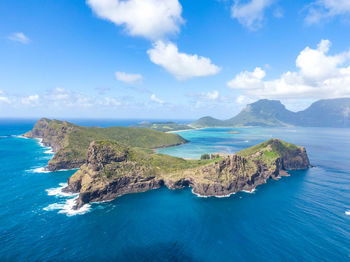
[
  {"xmin": 115, "ymin": 71, "xmax": 143, "ymax": 84},
  {"xmin": 236, "ymin": 95, "xmax": 254, "ymax": 105},
  {"xmin": 147, "ymin": 41, "xmax": 221, "ymax": 80},
  {"xmin": 231, "ymin": 0, "xmax": 275, "ymax": 30},
  {"xmin": 87, "ymin": 0, "xmax": 184, "ymax": 40},
  {"xmin": 227, "ymin": 67, "xmax": 266, "ymax": 90},
  {"xmin": 8, "ymin": 32, "xmax": 30, "ymax": 44},
  {"xmin": 190, "ymin": 90, "xmax": 220, "ymax": 101},
  {"xmin": 150, "ymin": 94, "xmax": 164, "ymax": 104},
  {"xmin": 305, "ymin": 0, "xmax": 350, "ymax": 24},
  {"xmin": 227, "ymin": 40, "xmax": 350, "ymax": 99},
  {"xmin": 21, "ymin": 94, "xmax": 39, "ymax": 105}
]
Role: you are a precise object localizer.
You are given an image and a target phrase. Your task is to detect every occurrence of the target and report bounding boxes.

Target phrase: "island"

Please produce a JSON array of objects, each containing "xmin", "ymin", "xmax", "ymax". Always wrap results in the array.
[
  {"xmin": 191, "ymin": 98, "xmax": 350, "ymax": 128},
  {"xmin": 65, "ymin": 139, "xmax": 309, "ymax": 209},
  {"xmin": 132, "ymin": 121, "xmax": 193, "ymax": 132},
  {"xmin": 23, "ymin": 118, "xmax": 187, "ymax": 171},
  {"xmin": 24, "ymin": 118, "xmax": 310, "ymax": 210}
]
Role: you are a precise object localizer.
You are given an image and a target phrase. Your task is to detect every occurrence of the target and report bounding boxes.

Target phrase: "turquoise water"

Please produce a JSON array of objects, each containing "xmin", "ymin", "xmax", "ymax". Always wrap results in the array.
[{"xmin": 1, "ymin": 120, "xmax": 350, "ymax": 261}]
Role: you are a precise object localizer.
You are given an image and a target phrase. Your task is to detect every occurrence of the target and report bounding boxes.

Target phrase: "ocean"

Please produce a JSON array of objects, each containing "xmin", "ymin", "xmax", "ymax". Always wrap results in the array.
[{"xmin": 0, "ymin": 119, "xmax": 349, "ymax": 261}]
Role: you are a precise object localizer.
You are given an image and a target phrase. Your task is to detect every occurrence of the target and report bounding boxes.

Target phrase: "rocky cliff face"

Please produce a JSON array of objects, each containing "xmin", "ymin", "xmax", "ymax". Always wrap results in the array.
[
  {"xmin": 64, "ymin": 139, "xmax": 310, "ymax": 209},
  {"xmin": 23, "ymin": 118, "xmax": 76, "ymax": 152}
]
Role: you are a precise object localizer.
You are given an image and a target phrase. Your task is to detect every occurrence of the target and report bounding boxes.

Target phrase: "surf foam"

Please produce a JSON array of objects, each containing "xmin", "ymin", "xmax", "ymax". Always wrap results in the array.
[
  {"xmin": 43, "ymin": 196, "xmax": 91, "ymax": 216},
  {"xmin": 46, "ymin": 183, "xmax": 78, "ymax": 197}
]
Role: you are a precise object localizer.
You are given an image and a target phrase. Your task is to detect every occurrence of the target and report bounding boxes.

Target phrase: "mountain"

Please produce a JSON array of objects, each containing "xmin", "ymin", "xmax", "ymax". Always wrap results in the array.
[
  {"xmin": 225, "ymin": 99, "xmax": 297, "ymax": 127},
  {"xmin": 295, "ymin": 98, "xmax": 350, "ymax": 127},
  {"xmin": 191, "ymin": 116, "xmax": 225, "ymax": 128},
  {"xmin": 191, "ymin": 98, "xmax": 350, "ymax": 128}
]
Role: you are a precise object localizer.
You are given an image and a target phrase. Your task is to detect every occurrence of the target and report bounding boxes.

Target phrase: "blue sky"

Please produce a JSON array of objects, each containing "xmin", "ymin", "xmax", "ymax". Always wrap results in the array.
[{"xmin": 1, "ymin": 0, "xmax": 350, "ymax": 119}]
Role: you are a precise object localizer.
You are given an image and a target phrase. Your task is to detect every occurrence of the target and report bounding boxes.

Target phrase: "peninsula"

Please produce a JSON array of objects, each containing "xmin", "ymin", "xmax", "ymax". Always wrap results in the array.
[
  {"xmin": 24, "ymin": 119, "xmax": 310, "ymax": 210},
  {"xmin": 63, "ymin": 139, "xmax": 309, "ymax": 209},
  {"xmin": 23, "ymin": 118, "xmax": 187, "ymax": 171}
]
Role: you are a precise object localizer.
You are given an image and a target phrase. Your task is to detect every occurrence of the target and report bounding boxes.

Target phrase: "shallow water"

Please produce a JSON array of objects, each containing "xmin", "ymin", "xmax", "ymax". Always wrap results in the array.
[{"xmin": 0, "ymin": 120, "xmax": 349, "ymax": 261}]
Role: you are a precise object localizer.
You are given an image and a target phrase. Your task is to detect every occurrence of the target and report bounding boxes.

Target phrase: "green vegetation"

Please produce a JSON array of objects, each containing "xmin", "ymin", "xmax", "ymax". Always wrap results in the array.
[
  {"xmin": 132, "ymin": 121, "xmax": 193, "ymax": 132},
  {"xmin": 237, "ymin": 139, "xmax": 301, "ymax": 166},
  {"xmin": 91, "ymin": 140, "xmax": 221, "ymax": 179},
  {"xmin": 191, "ymin": 116, "xmax": 226, "ymax": 128},
  {"xmin": 200, "ymin": 153, "xmax": 221, "ymax": 160},
  {"xmin": 24, "ymin": 118, "xmax": 188, "ymax": 170}
]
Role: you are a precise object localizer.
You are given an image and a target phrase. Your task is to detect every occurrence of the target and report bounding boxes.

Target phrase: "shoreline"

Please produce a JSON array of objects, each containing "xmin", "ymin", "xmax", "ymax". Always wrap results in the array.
[{"xmin": 166, "ymin": 127, "xmax": 207, "ymax": 133}]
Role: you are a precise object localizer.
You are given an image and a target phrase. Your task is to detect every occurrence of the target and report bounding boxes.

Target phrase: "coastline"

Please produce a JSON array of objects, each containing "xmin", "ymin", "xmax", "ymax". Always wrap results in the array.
[{"xmin": 166, "ymin": 127, "xmax": 207, "ymax": 133}]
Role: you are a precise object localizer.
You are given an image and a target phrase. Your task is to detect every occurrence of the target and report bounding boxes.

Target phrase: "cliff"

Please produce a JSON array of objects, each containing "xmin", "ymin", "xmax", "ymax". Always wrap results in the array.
[
  {"xmin": 23, "ymin": 118, "xmax": 188, "ymax": 171},
  {"xmin": 63, "ymin": 139, "xmax": 310, "ymax": 209}
]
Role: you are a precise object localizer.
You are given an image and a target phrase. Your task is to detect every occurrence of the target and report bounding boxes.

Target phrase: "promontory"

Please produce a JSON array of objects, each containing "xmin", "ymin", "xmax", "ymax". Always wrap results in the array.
[{"xmin": 24, "ymin": 118, "xmax": 311, "ymax": 210}]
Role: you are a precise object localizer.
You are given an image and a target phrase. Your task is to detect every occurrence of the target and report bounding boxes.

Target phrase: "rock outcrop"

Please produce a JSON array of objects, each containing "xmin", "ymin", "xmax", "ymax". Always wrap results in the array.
[{"xmin": 63, "ymin": 139, "xmax": 310, "ymax": 209}]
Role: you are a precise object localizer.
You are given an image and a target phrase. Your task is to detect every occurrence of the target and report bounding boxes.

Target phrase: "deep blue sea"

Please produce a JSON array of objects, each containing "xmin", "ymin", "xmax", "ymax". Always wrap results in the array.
[{"xmin": 1, "ymin": 119, "xmax": 350, "ymax": 261}]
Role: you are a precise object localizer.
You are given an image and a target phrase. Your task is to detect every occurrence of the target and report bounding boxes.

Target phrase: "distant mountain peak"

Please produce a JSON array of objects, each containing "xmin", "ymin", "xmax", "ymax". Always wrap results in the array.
[{"xmin": 191, "ymin": 98, "xmax": 350, "ymax": 128}]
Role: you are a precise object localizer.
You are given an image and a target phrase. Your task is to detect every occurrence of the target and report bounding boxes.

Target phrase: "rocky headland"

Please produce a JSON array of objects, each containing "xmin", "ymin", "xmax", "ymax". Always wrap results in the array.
[
  {"xmin": 23, "ymin": 118, "xmax": 188, "ymax": 171},
  {"xmin": 62, "ymin": 139, "xmax": 310, "ymax": 209},
  {"xmin": 24, "ymin": 119, "xmax": 310, "ymax": 210}
]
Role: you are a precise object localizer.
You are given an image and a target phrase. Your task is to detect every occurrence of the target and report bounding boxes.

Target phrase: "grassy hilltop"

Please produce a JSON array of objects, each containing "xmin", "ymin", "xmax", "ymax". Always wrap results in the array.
[
  {"xmin": 65, "ymin": 138, "xmax": 310, "ymax": 209},
  {"xmin": 24, "ymin": 118, "xmax": 187, "ymax": 170}
]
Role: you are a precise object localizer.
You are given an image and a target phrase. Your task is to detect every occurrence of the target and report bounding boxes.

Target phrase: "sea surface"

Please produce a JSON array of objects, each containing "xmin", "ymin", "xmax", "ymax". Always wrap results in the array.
[{"xmin": 0, "ymin": 119, "xmax": 350, "ymax": 261}]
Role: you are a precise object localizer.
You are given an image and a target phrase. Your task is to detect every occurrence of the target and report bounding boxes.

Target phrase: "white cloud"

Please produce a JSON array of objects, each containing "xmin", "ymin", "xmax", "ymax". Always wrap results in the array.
[
  {"xmin": 227, "ymin": 40, "xmax": 350, "ymax": 99},
  {"xmin": 228, "ymin": 67, "xmax": 265, "ymax": 89},
  {"xmin": 236, "ymin": 95, "xmax": 254, "ymax": 104},
  {"xmin": 231, "ymin": 0, "xmax": 275, "ymax": 30},
  {"xmin": 305, "ymin": 0, "xmax": 350, "ymax": 24},
  {"xmin": 147, "ymin": 41, "xmax": 221, "ymax": 80},
  {"xmin": 150, "ymin": 94, "xmax": 164, "ymax": 104},
  {"xmin": 8, "ymin": 32, "xmax": 30, "ymax": 44},
  {"xmin": 21, "ymin": 94, "xmax": 39, "ymax": 105},
  {"xmin": 87, "ymin": 0, "xmax": 184, "ymax": 40},
  {"xmin": 100, "ymin": 97, "xmax": 121, "ymax": 107},
  {"xmin": 115, "ymin": 71, "xmax": 143, "ymax": 84},
  {"xmin": 0, "ymin": 96, "xmax": 10, "ymax": 104},
  {"xmin": 206, "ymin": 90, "xmax": 219, "ymax": 100}
]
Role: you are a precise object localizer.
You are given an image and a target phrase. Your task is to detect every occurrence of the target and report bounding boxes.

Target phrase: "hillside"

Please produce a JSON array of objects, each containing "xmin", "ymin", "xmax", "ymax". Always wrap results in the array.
[
  {"xmin": 23, "ymin": 118, "xmax": 187, "ymax": 170},
  {"xmin": 191, "ymin": 98, "xmax": 350, "ymax": 128},
  {"xmin": 295, "ymin": 98, "xmax": 350, "ymax": 127},
  {"xmin": 191, "ymin": 116, "xmax": 226, "ymax": 128},
  {"xmin": 132, "ymin": 121, "xmax": 193, "ymax": 132},
  {"xmin": 63, "ymin": 139, "xmax": 310, "ymax": 209}
]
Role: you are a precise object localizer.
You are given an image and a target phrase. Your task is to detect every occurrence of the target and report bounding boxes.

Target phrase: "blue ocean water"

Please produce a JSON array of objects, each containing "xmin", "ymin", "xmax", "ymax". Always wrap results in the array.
[{"xmin": 1, "ymin": 119, "xmax": 350, "ymax": 261}]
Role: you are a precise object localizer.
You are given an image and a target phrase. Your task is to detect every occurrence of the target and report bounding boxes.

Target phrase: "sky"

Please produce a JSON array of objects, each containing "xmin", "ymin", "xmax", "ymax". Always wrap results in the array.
[{"xmin": 1, "ymin": 0, "xmax": 350, "ymax": 119}]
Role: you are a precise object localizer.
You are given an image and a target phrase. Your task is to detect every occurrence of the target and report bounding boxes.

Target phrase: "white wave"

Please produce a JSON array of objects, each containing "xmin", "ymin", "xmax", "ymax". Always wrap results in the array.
[
  {"xmin": 43, "ymin": 203, "xmax": 65, "ymax": 211},
  {"xmin": 242, "ymin": 188, "xmax": 256, "ymax": 194},
  {"xmin": 43, "ymin": 196, "xmax": 91, "ymax": 216},
  {"xmin": 46, "ymin": 183, "xmax": 77, "ymax": 197},
  {"xmin": 27, "ymin": 167, "xmax": 51, "ymax": 173},
  {"xmin": 346, "ymin": 210, "xmax": 350, "ymax": 216},
  {"xmin": 14, "ymin": 135, "xmax": 28, "ymax": 139},
  {"xmin": 192, "ymin": 189, "xmax": 235, "ymax": 198},
  {"xmin": 35, "ymin": 138, "xmax": 44, "ymax": 147},
  {"xmin": 44, "ymin": 148, "xmax": 54, "ymax": 154}
]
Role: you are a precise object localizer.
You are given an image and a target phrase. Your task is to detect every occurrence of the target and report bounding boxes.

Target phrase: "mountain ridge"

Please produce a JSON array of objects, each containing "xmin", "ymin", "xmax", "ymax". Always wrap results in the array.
[{"xmin": 191, "ymin": 98, "xmax": 350, "ymax": 128}]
